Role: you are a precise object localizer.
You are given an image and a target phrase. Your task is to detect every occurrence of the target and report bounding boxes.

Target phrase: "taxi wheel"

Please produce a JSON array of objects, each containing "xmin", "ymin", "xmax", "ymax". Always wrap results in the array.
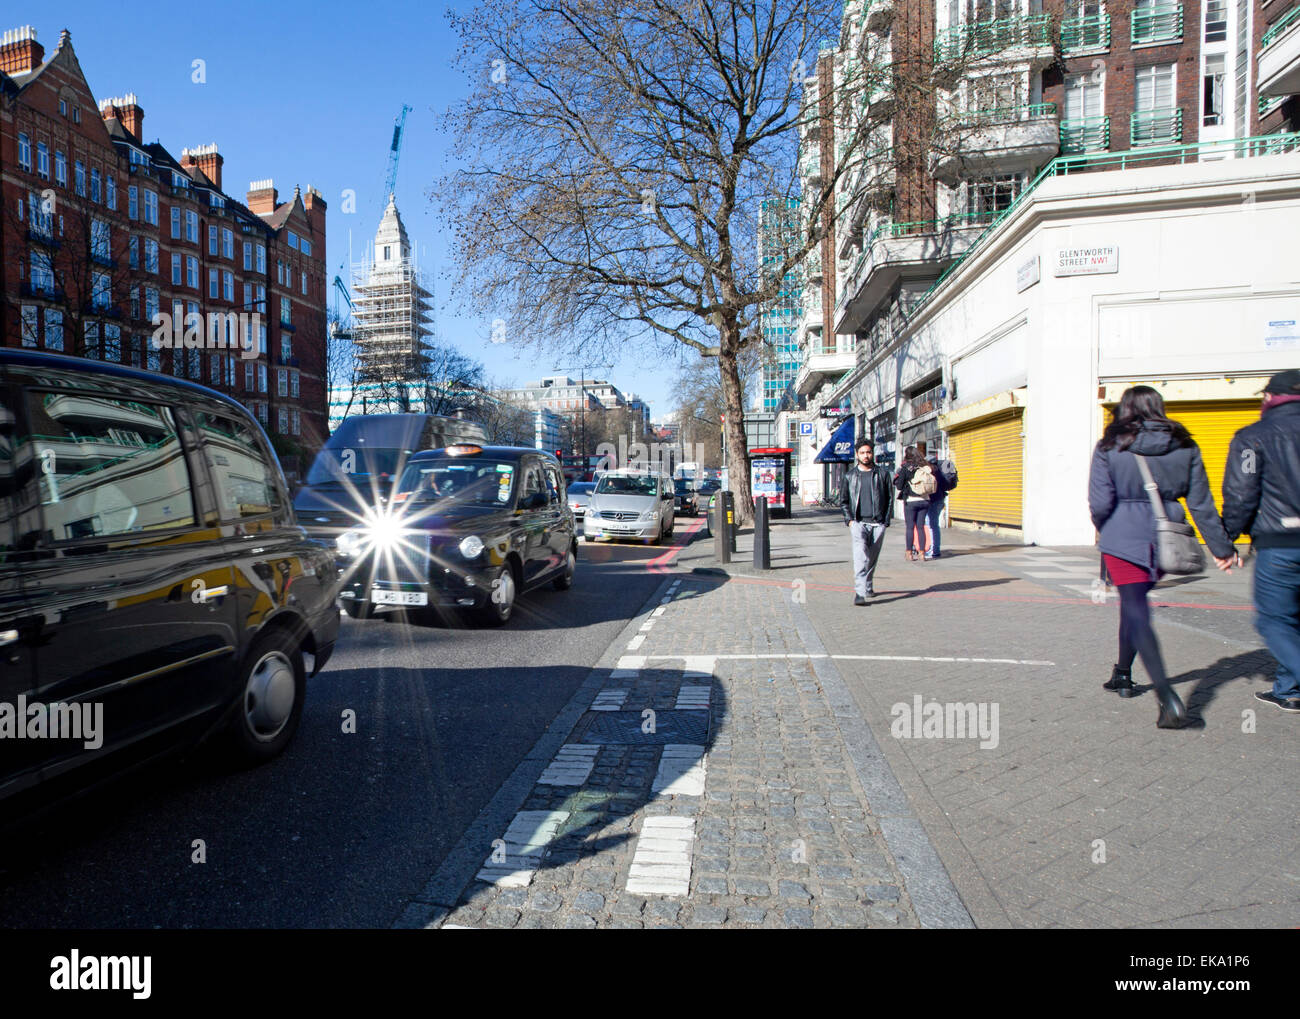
[
  {"xmin": 342, "ymin": 599, "xmax": 374, "ymax": 620},
  {"xmin": 553, "ymin": 545, "xmax": 576, "ymax": 590},
  {"xmin": 220, "ymin": 629, "xmax": 305, "ymax": 766},
  {"xmin": 476, "ymin": 565, "xmax": 516, "ymax": 626}
]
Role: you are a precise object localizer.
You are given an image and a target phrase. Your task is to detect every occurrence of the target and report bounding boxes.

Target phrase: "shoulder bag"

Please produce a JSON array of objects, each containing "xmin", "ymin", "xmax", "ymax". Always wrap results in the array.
[{"xmin": 1134, "ymin": 454, "xmax": 1205, "ymax": 575}]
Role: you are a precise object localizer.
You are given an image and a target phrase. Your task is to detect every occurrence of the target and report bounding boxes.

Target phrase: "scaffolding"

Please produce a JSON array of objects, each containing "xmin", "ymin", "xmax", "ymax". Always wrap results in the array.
[{"xmin": 350, "ymin": 196, "xmax": 435, "ymax": 395}]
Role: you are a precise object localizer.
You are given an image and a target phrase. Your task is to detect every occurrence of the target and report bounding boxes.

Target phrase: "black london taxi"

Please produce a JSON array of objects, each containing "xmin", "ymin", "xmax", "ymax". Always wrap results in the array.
[
  {"xmin": 335, "ymin": 445, "xmax": 577, "ymax": 625},
  {"xmin": 1, "ymin": 349, "xmax": 339, "ymax": 811}
]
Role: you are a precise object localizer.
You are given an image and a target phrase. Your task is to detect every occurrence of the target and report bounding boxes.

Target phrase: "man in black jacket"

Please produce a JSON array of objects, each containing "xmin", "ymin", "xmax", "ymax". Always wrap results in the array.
[
  {"xmin": 840, "ymin": 439, "xmax": 894, "ymax": 605},
  {"xmin": 1223, "ymin": 369, "xmax": 1300, "ymax": 714}
]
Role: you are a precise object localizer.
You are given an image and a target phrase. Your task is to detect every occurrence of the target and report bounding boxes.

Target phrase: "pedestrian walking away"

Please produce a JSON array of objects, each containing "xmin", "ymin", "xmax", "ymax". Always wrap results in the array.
[
  {"xmin": 1222, "ymin": 369, "xmax": 1300, "ymax": 714},
  {"xmin": 1088, "ymin": 385, "xmax": 1239, "ymax": 729},
  {"xmin": 840, "ymin": 439, "xmax": 894, "ymax": 605},
  {"xmin": 895, "ymin": 445, "xmax": 935, "ymax": 562},
  {"xmin": 917, "ymin": 440, "xmax": 956, "ymax": 560}
]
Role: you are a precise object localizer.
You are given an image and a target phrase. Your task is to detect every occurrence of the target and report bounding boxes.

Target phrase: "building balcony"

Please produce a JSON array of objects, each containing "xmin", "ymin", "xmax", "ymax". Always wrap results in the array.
[
  {"xmin": 1130, "ymin": 108, "xmax": 1183, "ymax": 146},
  {"xmin": 1130, "ymin": 3, "xmax": 1182, "ymax": 47},
  {"xmin": 1258, "ymin": 4, "xmax": 1300, "ymax": 99},
  {"xmin": 933, "ymin": 14, "xmax": 1053, "ymax": 74},
  {"xmin": 1060, "ymin": 115, "xmax": 1111, "ymax": 154},
  {"xmin": 795, "ymin": 345, "xmax": 856, "ymax": 396},
  {"xmin": 1060, "ymin": 12, "xmax": 1110, "ymax": 54},
  {"xmin": 931, "ymin": 103, "xmax": 1059, "ymax": 185},
  {"xmin": 833, "ymin": 214, "xmax": 991, "ymax": 335},
  {"xmin": 25, "ymin": 227, "xmax": 60, "ymax": 249}
]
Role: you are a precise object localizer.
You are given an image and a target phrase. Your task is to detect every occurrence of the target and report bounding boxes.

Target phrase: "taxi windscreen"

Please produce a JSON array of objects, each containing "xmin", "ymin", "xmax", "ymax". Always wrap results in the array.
[{"xmin": 395, "ymin": 460, "xmax": 517, "ymax": 506}]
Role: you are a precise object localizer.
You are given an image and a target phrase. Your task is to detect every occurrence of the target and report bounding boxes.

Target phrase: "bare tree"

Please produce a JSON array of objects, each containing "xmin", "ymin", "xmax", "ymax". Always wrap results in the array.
[
  {"xmin": 443, "ymin": 0, "xmax": 991, "ymax": 520},
  {"xmin": 6, "ymin": 184, "xmax": 136, "ymax": 359}
]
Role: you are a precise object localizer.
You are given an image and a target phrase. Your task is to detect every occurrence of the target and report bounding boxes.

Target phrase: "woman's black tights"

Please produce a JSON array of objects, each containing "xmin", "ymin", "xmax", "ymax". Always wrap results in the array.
[{"xmin": 1117, "ymin": 581, "xmax": 1171, "ymax": 696}]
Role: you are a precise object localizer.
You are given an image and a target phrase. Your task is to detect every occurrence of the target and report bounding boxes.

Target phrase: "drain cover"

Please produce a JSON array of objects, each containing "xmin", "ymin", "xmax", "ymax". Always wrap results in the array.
[{"xmin": 576, "ymin": 710, "xmax": 710, "ymax": 745}]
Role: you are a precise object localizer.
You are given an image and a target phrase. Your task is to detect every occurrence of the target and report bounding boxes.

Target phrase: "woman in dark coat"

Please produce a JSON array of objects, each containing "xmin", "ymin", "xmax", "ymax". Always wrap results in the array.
[
  {"xmin": 1088, "ymin": 386, "xmax": 1238, "ymax": 728},
  {"xmin": 895, "ymin": 445, "xmax": 932, "ymax": 562}
]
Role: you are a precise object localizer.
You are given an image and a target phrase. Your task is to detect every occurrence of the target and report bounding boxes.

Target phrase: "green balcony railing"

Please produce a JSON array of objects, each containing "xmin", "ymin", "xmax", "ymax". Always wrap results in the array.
[
  {"xmin": 933, "ymin": 13, "xmax": 1053, "ymax": 62},
  {"xmin": 1130, "ymin": 108, "xmax": 1183, "ymax": 146},
  {"xmin": 1131, "ymin": 3, "xmax": 1183, "ymax": 46},
  {"xmin": 1259, "ymin": 92, "xmax": 1287, "ymax": 118},
  {"xmin": 1262, "ymin": 3, "xmax": 1300, "ymax": 50},
  {"xmin": 949, "ymin": 101, "xmax": 1057, "ymax": 128},
  {"xmin": 1060, "ymin": 115, "xmax": 1111, "ymax": 153},
  {"xmin": 899, "ymin": 133, "xmax": 1300, "ymax": 335},
  {"xmin": 1060, "ymin": 12, "xmax": 1111, "ymax": 52}
]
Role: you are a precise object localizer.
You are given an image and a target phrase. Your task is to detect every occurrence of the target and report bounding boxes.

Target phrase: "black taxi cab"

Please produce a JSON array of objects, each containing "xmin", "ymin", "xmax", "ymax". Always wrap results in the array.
[
  {"xmin": 335, "ymin": 445, "xmax": 577, "ymax": 625},
  {"xmin": 1, "ymin": 350, "xmax": 339, "ymax": 812}
]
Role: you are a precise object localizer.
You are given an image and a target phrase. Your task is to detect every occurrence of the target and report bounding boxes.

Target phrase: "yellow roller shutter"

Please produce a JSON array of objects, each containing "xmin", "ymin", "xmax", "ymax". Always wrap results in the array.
[
  {"xmin": 1167, "ymin": 400, "xmax": 1261, "ymax": 545},
  {"xmin": 947, "ymin": 409, "xmax": 1024, "ymax": 527}
]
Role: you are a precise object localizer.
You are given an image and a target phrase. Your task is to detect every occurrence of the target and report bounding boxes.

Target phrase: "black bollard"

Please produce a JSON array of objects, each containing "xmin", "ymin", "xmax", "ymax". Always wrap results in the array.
[
  {"xmin": 714, "ymin": 493, "xmax": 731, "ymax": 563},
  {"xmin": 753, "ymin": 495, "xmax": 771, "ymax": 570}
]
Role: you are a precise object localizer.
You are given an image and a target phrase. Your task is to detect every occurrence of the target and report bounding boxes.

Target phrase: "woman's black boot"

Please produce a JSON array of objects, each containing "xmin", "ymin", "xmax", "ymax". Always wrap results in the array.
[
  {"xmin": 1103, "ymin": 665, "xmax": 1135, "ymax": 698},
  {"xmin": 1156, "ymin": 689, "xmax": 1191, "ymax": 729}
]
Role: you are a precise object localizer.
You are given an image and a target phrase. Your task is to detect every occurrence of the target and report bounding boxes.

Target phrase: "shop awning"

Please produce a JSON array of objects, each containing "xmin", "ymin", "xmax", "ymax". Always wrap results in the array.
[{"xmin": 813, "ymin": 417, "xmax": 856, "ymax": 463}]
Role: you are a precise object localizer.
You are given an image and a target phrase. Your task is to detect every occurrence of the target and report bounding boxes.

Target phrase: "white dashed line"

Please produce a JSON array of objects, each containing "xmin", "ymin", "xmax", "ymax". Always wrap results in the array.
[
  {"xmin": 675, "ymin": 685, "xmax": 711, "ymax": 710},
  {"xmin": 625, "ymin": 634, "xmax": 646, "ymax": 651},
  {"xmin": 611, "ymin": 655, "xmax": 645, "ymax": 679},
  {"xmin": 652, "ymin": 744, "xmax": 707, "ymax": 796},
  {"xmin": 537, "ymin": 745, "xmax": 600, "ymax": 786},
  {"xmin": 652, "ymin": 606, "xmax": 667, "ymax": 617},
  {"xmin": 476, "ymin": 810, "xmax": 569, "ymax": 888},
  {"xmin": 647, "ymin": 652, "xmax": 1055, "ymax": 666},
  {"xmin": 625, "ymin": 816, "xmax": 695, "ymax": 897},
  {"xmin": 591, "ymin": 689, "xmax": 628, "ymax": 711}
]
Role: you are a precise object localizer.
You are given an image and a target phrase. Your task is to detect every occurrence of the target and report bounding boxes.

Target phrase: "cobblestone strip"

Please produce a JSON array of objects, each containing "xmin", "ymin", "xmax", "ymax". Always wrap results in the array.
[
  {"xmin": 537, "ymin": 745, "xmax": 600, "ymax": 786},
  {"xmin": 475, "ymin": 810, "xmax": 571, "ymax": 888},
  {"xmin": 651, "ymin": 744, "xmax": 707, "ymax": 796}
]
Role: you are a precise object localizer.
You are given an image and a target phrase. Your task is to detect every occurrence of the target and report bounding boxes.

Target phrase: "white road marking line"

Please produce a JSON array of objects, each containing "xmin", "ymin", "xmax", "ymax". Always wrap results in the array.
[
  {"xmin": 1026, "ymin": 569, "xmax": 1097, "ymax": 578},
  {"xmin": 646, "ymin": 652, "xmax": 1055, "ymax": 666},
  {"xmin": 625, "ymin": 816, "xmax": 695, "ymax": 896},
  {"xmin": 626, "ymin": 634, "xmax": 646, "ymax": 651},
  {"xmin": 681, "ymin": 655, "xmax": 716, "ymax": 677},
  {"xmin": 652, "ymin": 605, "xmax": 667, "ymax": 617},
  {"xmin": 611, "ymin": 655, "xmax": 645, "ymax": 679},
  {"xmin": 538, "ymin": 745, "xmax": 601, "ymax": 786},
  {"xmin": 476, "ymin": 810, "xmax": 569, "ymax": 888},
  {"xmin": 675, "ymin": 685, "xmax": 711, "ymax": 710},
  {"xmin": 652, "ymin": 744, "xmax": 707, "ymax": 796},
  {"xmin": 591, "ymin": 689, "xmax": 628, "ymax": 711},
  {"xmin": 639, "ymin": 619, "xmax": 655, "ymax": 632}
]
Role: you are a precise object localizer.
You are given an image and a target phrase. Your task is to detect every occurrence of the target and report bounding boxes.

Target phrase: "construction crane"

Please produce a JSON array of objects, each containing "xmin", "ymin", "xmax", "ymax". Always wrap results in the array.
[
  {"xmin": 329, "ymin": 274, "xmax": 354, "ymax": 340},
  {"xmin": 383, "ymin": 103, "xmax": 413, "ymax": 201}
]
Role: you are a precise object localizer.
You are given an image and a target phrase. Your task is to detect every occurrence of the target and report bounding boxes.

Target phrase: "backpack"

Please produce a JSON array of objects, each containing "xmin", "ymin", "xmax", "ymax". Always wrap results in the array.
[
  {"xmin": 937, "ymin": 458, "xmax": 958, "ymax": 490},
  {"xmin": 910, "ymin": 464, "xmax": 937, "ymax": 497}
]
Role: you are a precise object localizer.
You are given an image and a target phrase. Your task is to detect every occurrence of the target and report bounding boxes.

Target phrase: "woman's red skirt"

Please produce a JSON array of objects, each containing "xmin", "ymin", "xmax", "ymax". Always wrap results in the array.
[{"xmin": 1103, "ymin": 553, "xmax": 1159, "ymax": 586}]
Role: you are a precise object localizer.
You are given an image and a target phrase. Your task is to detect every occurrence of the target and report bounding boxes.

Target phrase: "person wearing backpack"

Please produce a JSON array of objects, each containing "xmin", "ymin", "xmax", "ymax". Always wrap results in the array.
[
  {"xmin": 1088, "ymin": 385, "xmax": 1238, "ymax": 729},
  {"xmin": 895, "ymin": 445, "xmax": 936, "ymax": 562},
  {"xmin": 917, "ymin": 441, "xmax": 957, "ymax": 559}
]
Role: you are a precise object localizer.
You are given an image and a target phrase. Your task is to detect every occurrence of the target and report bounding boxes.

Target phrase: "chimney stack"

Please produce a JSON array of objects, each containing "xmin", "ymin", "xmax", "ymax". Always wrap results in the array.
[
  {"xmin": 246, "ymin": 179, "xmax": 278, "ymax": 216},
  {"xmin": 0, "ymin": 26, "xmax": 44, "ymax": 76},
  {"xmin": 98, "ymin": 93, "xmax": 144, "ymax": 142},
  {"xmin": 181, "ymin": 143, "xmax": 223, "ymax": 190}
]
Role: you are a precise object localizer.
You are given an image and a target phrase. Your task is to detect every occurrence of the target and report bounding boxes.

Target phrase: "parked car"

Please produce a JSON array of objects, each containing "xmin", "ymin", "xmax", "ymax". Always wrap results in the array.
[
  {"xmin": 583, "ymin": 470, "xmax": 675, "ymax": 544},
  {"xmin": 335, "ymin": 445, "xmax": 576, "ymax": 625},
  {"xmin": 566, "ymin": 481, "xmax": 596, "ymax": 519},
  {"xmin": 293, "ymin": 413, "xmax": 486, "ymax": 544},
  {"xmin": 0, "ymin": 349, "xmax": 339, "ymax": 810},
  {"xmin": 673, "ymin": 478, "xmax": 699, "ymax": 516}
]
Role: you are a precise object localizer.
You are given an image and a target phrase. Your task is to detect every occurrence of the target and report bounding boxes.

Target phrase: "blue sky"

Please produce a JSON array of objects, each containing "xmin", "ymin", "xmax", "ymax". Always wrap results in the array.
[{"xmin": 38, "ymin": 0, "xmax": 688, "ymax": 417}]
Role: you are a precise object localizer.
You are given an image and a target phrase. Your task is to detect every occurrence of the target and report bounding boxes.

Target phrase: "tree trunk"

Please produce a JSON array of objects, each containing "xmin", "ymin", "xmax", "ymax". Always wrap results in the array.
[{"xmin": 717, "ymin": 324, "xmax": 753, "ymax": 527}]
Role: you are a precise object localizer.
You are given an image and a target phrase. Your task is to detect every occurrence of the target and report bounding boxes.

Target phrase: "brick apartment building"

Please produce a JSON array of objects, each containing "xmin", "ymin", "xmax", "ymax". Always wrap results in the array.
[
  {"xmin": 788, "ymin": 0, "xmax": 1299, "ymax": 498},
  {"xmin": 0, "ymin": 26, "xmax": 329, "ymax": 477}
]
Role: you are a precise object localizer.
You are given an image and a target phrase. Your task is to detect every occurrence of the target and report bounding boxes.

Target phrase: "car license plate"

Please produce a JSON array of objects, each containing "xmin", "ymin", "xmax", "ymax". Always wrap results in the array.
[{"xmin": 371, "ymin": 589, "xmax": 428, "ymax": 606}]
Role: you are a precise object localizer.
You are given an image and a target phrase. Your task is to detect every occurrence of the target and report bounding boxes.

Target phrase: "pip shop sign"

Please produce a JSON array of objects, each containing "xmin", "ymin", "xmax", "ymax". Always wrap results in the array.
[{"xmin": 1054, "ymin": 245, "xmax": 1118, "ymax": 277}]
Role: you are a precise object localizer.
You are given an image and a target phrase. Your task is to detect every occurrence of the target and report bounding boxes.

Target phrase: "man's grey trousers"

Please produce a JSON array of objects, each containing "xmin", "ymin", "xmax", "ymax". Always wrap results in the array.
[{"xmin": 849, "ymin": 520, "xmax": 887, "ymax": 597}]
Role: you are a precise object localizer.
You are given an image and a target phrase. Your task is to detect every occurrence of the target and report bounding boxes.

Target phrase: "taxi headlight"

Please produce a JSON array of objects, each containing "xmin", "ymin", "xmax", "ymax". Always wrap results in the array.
[
  {"xmin": 337, "ymin": 529, "xmax": 365, "ymax": 557},
  {"xmin": 459, "ymin": 535, "xmax": 485, "ymax": 559}
]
